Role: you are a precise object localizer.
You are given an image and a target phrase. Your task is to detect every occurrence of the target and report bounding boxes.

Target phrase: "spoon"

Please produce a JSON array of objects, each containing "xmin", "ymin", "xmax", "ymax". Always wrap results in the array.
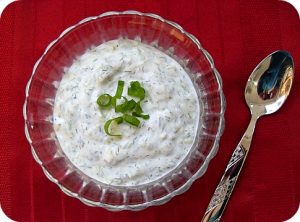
[{"xmin": 201, "ymin": 50, "xmax": 294, "ymax": 222}]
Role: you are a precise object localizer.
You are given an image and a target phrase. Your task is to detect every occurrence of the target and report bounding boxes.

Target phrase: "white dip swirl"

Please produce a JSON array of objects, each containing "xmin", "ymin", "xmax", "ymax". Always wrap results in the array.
[{"xmin": 53, "ymin": 39, "xmax": 200, "ymax": 186}]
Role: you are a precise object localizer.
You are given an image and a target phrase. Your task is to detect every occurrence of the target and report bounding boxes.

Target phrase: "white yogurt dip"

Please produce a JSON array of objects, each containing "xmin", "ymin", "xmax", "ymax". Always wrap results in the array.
[{"xmin": 53, "ymin": 39, "xmax": 200, "ymax": 186}]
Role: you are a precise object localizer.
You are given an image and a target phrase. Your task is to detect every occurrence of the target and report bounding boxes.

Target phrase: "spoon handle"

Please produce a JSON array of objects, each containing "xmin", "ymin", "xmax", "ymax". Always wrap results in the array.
[{"xmin": 201, "ymin": 114, "xmax": 258, "ymax": 222}]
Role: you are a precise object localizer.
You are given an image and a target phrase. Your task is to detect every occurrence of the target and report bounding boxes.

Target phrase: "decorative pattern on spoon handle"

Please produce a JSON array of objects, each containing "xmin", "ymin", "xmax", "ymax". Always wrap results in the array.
[
  {"xmin": 201, "ymin": 144, "xmax": 247, "ymax": 222},
  {"xmin": 201, "ymin": 114, "xmax": 258, "ymax": 222}
]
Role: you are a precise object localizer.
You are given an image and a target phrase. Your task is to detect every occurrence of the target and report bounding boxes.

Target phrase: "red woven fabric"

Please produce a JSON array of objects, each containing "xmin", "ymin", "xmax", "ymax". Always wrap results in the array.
[{"xmin": 0, "ymin": 0, "xmax": 299, "ymax": 221}]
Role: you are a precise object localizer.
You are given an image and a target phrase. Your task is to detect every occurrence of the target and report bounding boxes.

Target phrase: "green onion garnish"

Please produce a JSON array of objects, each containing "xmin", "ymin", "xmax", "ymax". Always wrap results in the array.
[
  {"xmin": 116, "ymin": 99, "xmax": 138, "ymax": 113},
  {"xmin": 135, "ymin": 101, "xmax": 143, "ymax": 114},
  {"xmin": 97, "ymin": 80, "xmax": 150, "ymax": 136},
  {"xmin": 128, "ymin": 81, "xmax": 145, "ymax": 100},
  {"xmin": 97, "ymin": 94, "xmax": 112, "ymax": 107},
  {"xmin": 115, "ymin": 96, "xmax": 128, "ymax": 113},
  {"xmin": 123, "ymin": 114, "xmax": 140, "ymax": 127},
  {"xmin": 115, "ymin": 80, "xmax": 125, "ymax": 99},
  {"xmin": 104, "ymin": 116, "xmax": 123, "ymax": 136},
  {"xmin": 132, "ymin": 112, "xmax": 150, "ymax": 120},
  {"xmin": 126, "ymin": 99, "xmax": 137, "ymax": 111},
  {"xmin": 111, "ymin": 96, "xmax": 116, "ymax": 108}
]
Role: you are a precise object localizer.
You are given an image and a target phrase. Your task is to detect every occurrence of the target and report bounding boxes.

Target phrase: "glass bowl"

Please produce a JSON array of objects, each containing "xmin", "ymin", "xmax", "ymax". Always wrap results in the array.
[{"xmin": 23, "ymin": 11, "xmax": 225, "ymax": 211}]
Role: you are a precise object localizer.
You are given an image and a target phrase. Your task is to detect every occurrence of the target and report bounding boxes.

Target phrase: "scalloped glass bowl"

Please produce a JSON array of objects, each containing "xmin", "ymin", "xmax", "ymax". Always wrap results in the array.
[{"xmin": 23, "ymin": 11, "xmax": 225, "ymax": 211}]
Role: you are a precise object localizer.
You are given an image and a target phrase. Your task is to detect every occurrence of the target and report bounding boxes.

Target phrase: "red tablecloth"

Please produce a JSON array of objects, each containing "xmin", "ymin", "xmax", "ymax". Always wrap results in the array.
[{"xmin": 0, "ymin": 0, "xmax": 299, "ymax": 221}]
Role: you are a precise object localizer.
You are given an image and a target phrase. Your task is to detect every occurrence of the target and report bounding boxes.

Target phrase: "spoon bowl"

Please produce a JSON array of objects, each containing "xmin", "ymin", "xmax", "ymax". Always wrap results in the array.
[{"xmin": 245, "ymin": 51, "xmax": 294, "ymax": 116}]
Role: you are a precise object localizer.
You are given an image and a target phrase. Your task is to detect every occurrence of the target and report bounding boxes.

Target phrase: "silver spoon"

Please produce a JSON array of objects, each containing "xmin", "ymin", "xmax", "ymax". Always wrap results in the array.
[{"xmin": 201, "ymin": 50, "xmax": 294, "ymax": 222}]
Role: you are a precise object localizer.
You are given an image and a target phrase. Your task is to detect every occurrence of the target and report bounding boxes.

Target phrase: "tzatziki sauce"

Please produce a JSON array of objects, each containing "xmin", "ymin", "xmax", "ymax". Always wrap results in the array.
[{"xmin": 53, "ymin": 39, "xmax": 200, "ymax": 186}]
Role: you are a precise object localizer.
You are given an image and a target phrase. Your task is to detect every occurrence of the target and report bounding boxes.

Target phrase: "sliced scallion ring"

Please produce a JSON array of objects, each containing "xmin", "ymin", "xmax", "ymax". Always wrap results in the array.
[
  {"xmin": 97, "ymin": 94, "xmax": 112, "ymax": 107},
  {"xmin": 115, "ymin": 96, "xmax": 128, "ymax": 113},
  {"xmin": 115, "ymin": 80, "xmax": 125, "ymax": 99},
  {"xmin": 128, "ymin": 81, "xmax": 145, "ymax": 100},
  {"xmin": 135, "ymin": 101, "xmax": 143, "ymax": 114},
  {"xmin": 132, "ymin": 112, "xmax": 150, "ymax": 120},
  {"xmin": 126, "ymin": 99, "xmax": 137, "ymax": 111},
  {"xmin": 123, "ymin": 114, "xmax": 140, "ymax": 127},
  {"xmin": 104, "ymin": 116, "xmax": 123, "ymax": 136}
]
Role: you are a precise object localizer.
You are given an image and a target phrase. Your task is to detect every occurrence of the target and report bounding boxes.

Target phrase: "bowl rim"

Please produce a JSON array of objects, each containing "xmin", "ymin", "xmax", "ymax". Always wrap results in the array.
[{"xmin": 23, "ymin": 10, "xmax": 226, "ymax": 211}]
